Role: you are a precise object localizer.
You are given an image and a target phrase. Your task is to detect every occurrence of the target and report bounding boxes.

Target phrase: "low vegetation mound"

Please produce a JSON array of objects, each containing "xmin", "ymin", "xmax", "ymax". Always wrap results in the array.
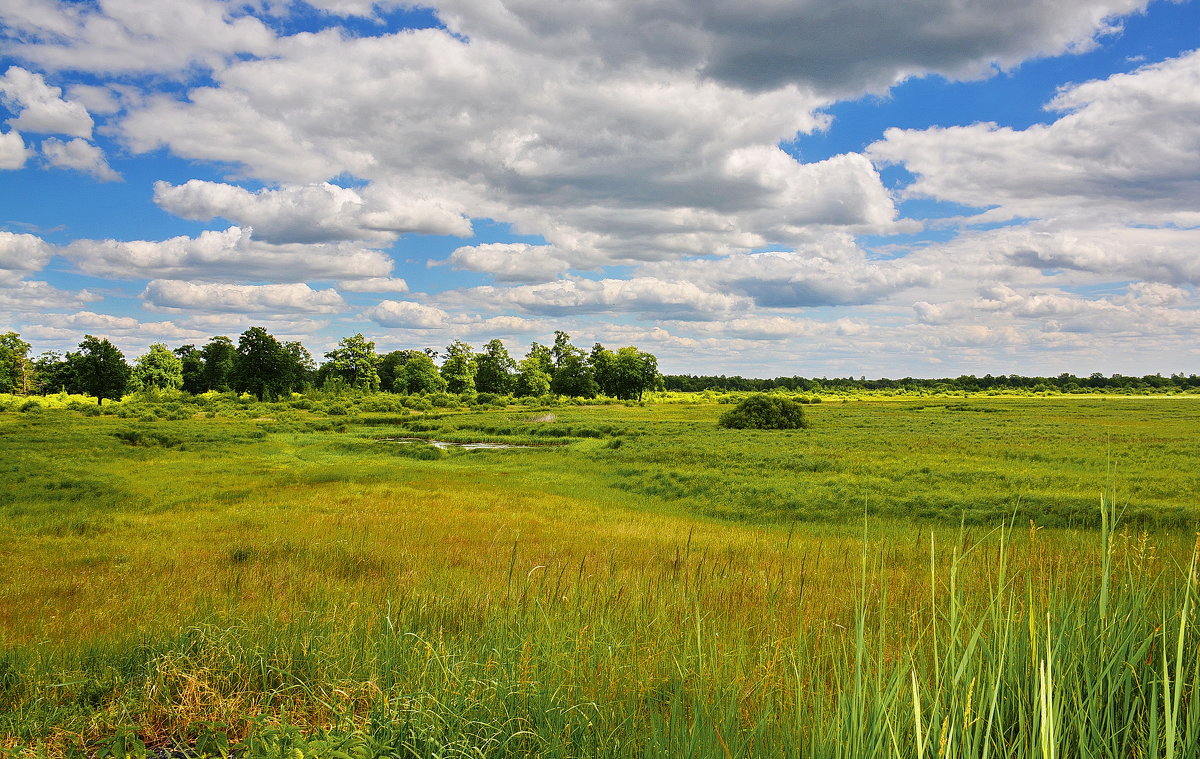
[{"xmin": 717, "ymin": 394, "xmax": 809, "ymax": 430}]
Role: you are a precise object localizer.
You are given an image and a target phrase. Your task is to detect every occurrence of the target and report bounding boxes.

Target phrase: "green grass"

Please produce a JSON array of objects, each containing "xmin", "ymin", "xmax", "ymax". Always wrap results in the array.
[{"xmin": 0, "ymin": 395, "xmax": 1197, "ymax": 756}]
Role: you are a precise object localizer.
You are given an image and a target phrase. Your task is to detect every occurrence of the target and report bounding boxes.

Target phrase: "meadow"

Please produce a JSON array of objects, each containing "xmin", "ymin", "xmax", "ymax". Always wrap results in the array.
[{"xmin": 0, "ymin": 393, "xmax": 1197, "ymax": 757}]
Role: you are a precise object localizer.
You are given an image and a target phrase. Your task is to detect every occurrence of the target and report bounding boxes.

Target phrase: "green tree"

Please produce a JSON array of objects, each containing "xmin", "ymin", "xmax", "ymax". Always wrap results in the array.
[
  {"xmin": 393, "ymin": 351, "xmax": 446, "ymax": 394},
  {"xmin": 323, "ymin": 333, "xmax": 381, "ymax": 391},
  {"xmin": 174, "ymin": 345, "xmax": 206, "ymax": 394},
  {"xmin": 0, "ymin": 331, "xmax": 31, "ymax": 394},
  {"xmin": 32, "ymin": 351, "xmax": 76, "ymax": 395},
  {"xmin": 378, "ymin": 350, "xmax": 408, "ymax": 393},
  {"xmin": 548, "ymin": 332, "xmax": 597, "ymax": 398},
  {"xmin": 232, "ymin": 327, "xmax": 290, "ymax": 400},
  {"xmin": 440, "ymin": 340, "xmax": 476, "ymax": 394},
  {"xmin": 131, "ymin": 343, "xmax": 184, "ymax": 392},
  {"xmin": 74, "ymin": 335, "xmax": 130, "ymax": 405},
  {"xmin": 717, "ymin": 394, "xmax": 809, "ymax": 430},
  {"xmin": 515, "ymin": 343, "xmax": 552, "ymax": 397},
  {"xmin": 474, "ymin": 339, "xmax": 516, "ymax": 395},
  {"xmin": 281, "ymin": 341, "xmax": 315, "ymax": 393},
  {"xmin": 608, "ymin": 346, "xmax": 659, "ymax": 400},
  {"xmin": 589, "ymin": 343, "xmax": 615, "ymax": 396},
  {"xmin": 200, "ymin": 336, "xmax": 236, "ymax": 392}
]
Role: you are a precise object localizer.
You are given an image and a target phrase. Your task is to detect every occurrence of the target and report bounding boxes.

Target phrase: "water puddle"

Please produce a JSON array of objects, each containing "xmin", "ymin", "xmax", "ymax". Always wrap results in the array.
[{"xmin": 379, "ymin": 437, "xmax": 538, "ymax": 450}]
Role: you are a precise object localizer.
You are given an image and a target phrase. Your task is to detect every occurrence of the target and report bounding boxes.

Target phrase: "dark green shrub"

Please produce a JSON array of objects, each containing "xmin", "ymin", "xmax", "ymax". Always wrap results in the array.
[{"xmin": 717, "ymin": 394, "xmax": 809, "ymax": 430}]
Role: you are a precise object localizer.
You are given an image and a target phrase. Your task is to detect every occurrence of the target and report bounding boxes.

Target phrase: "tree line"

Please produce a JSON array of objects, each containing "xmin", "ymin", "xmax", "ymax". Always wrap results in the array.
[
  {"xmin": 663, "ymin": 371, "xmax": 1200, "ymax": 394},
  {"xmin": 0, "ymin": 328, "xmax": 661, "ymax": 404}
]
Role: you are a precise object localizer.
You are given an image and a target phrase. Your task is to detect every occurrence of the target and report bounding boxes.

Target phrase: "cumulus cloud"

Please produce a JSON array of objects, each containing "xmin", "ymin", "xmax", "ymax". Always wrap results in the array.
[
  {"xmin": 362, "ymin": 299, "xmax": 451, "ymax": 329},
  {"xmin": 450, "ymin": 277, "xmax": 750, "ymax": 320},
  {"xmin": 906, "ymin": 223, "xmax": 1200, "ymax": 290},
  {"xmin": 336, "ymin": 277, "xmax": 410, "ymax": 293},
  {"xmin": 153, "ymin": 180, "xmax": 470, "ymax": 245},
  {"xmin": 0, "ymin": 128, "xmax": 31, "ymax": 169},
  {"xmin": 2, "ymin": 0, "xmax": 277, "ymax": 74},
  {"xmin": 117, "ymin": 28, "xmax": 897, "ymax": 263},
  {"xmin": 0, "ymin": 66, "xmax": 93, "ymax": 138},
  {"xmin": 446, "ymin": 242, "xmax": 571, "ymax": 283},
  {"xmin": 141, "ymin": 280, "xmax": 346, "ymax": 314},
  {"xmin": 0, "ymin": 280, "xmax": 101, "ymax": 311},
  {"xmin": 62, "ymin": 226, "xmax": 393, "ymax": 282},
  {"xmin": 41, "ymin": 136, "xmax": 120, "ymax": 181},
  {"xmin": 639, "ymin": 237, "xmax": 936, "ymax": 308},
  {"xmin": 0, "ymin": 230, "xmax": 54, "ymax": 284},
  {"xmin": 869, "ymin": 50, "xmax": 1200, "ymax": 225},
  {"xmin": 435, "ymin": 0, "xmax": 1148, "ymax": 94}
]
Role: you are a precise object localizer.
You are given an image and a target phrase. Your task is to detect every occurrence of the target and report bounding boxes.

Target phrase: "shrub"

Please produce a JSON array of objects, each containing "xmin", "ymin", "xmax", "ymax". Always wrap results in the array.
[
  {"xmin": 402, "ymin": 395, "xmax": 433, "ymax": 412},
  {"xmin": 717, "ymin": 394, "xmax": 809, "ymax": 430}
]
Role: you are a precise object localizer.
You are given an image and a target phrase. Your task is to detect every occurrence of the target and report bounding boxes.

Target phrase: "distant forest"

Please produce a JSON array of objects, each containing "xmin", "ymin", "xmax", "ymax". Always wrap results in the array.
[{"xmin": 663, "ymin": 372, "xmax": 1200, "ymax": 394}]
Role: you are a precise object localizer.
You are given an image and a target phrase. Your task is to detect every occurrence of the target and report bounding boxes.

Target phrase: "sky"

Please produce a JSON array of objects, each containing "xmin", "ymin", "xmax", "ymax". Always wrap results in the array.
[{"xmin": 1, "ymin": 0, "xmax": 1199, "ymax": 378}]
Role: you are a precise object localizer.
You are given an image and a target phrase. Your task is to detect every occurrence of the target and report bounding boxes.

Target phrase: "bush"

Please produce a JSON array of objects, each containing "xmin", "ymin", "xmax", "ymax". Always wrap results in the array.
[
  {"xmin": 717, "ymin": 394, "xmax": 809, "ymax": 430},
  {"xmin": 402, "ymin": 395, "xmax": 433, "ymax": 412}
]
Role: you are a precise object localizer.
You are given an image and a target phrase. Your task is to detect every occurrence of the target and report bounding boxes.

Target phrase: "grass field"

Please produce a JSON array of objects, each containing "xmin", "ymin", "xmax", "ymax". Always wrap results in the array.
[{"xmin": 0, "ymin": 394, "xmax": 1197, "ymax": 757}]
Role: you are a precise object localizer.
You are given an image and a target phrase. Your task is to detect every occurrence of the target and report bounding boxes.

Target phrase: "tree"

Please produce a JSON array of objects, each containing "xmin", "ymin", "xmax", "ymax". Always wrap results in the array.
[
  {"xmin": 551, "ymin": 330, "xmax": 576, "ymax": 368},
  {"xmin": 74, "ymin": 335, "xmax": 130, "ymax": 405},
  {"xmin": 589, "ymin": 343, "xmax": 615, "ymax": 396},
  {"xmin": 175, "ymin": 345, "xmax": 206, "ymax": 394},
  {"xmin": 440, "ymin": 340, "xmax": 476, "ymax": 394},
  {"xmin": 393, "ymin": 351, "xmax": 446, "ymax": 394},
  {"xmin": 607, "ymin": 346, "xmax": 659, "ymax": 400},
  {"xmin": 200, "ymin": 336, "xmax": 236, "ymax": 392},
  {"xmin": 131, "ymin": 343, "xmax": 184, "ymax": 392},
  {"xmin": 548, "ymin": 332, "xmax": 597, "ymax": 398},
  {"xmin": 0, "ymin": 332, "xmax": 31, "ymax": 394},
  {"xmin": 32, "ymin": 351, "xmax": 76, "ymax": 395},
  {"xmin": 323, "ymin": 333, "xmax": 381, "ymax": 391},
  {"xmin": 717, "ymin": 394, "xmax": 809, "ymax": 430},
  {"xmin": 378, "ymin": 350, "xmax": 409, "ymax": 393},
  {"xmin": 232, "ymin": 327, "xmax": 290, "ymax": 400},
  {"xmin": 280, "ymin": 341, "xmax": 315, "ymax": 393},
  {"xmin": 515, "ymin": 343, "xmax": 552, "ymax": 397},
  {"xmin": 475, "ymin": 339, "xmax": 516, "ymax": 395}
]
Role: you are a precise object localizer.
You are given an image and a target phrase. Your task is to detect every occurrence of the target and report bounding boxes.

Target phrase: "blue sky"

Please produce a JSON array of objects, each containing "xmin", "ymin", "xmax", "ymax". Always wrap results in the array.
[{"xmin": 2, "ymin": 0, "xmax": 1199, "ymax": 377}]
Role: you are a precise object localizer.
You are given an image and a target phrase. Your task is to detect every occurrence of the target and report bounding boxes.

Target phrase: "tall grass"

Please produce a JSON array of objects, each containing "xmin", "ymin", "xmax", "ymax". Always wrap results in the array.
[
  {"xmin": 0, "ymin": 402, "xmax": 1197, "ymax": 756},
  {"xmin": 2, "ymin": 503, "xmax": 1195, "ymax": 757}
]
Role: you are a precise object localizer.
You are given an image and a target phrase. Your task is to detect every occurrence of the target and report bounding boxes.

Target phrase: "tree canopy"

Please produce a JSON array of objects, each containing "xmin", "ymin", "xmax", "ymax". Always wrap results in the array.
[
  {"xmin": 74, "ymin": 335, "xmax": 130, "ymax": 404},
  {"xmin": 717, "ymin": 394, "xmax": 809, "ymax": 430},
  {"xmin": 131, "ymin": 343, "xmax": 184, "ymax": 392},
  {"xmin": 322, "ymin": 333, "xmax": 382, "ymax": 391}
]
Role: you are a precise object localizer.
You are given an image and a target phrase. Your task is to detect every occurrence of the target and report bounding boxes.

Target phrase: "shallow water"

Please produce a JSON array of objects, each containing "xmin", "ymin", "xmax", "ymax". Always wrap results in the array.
[{"xmin": 379, "ymin": 437, "xmax": 533, "ymax": 449}]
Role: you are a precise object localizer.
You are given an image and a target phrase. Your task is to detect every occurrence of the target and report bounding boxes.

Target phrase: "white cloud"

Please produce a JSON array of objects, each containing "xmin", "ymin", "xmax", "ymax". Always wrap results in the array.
[
  {"xmin": 638, "ymin": 236, "xmax": 936, "ymax": 308},
  {"xmin": 336, "ymin": 277, "xmax": 410, "ymax": 293},
  {"xmin": 62, "ymin": 226, "xmax": 393, "ymax": 282},
  {"xmin": 869, "ymin": 50, "xmax": 1200, "ymax": 225},
  {"xmin": 907, "ymin": 223, "xmax": 1200, "ymax": 289},
  {"xmin": 362, "ymin": 299, "xmax": 451, "ymax": 329},
  {"xmin": 0, "ymin": 230, "xmax": 53, "ymax": 284},
  {"xmin": 153, "ymin": 179, "xmax": 471, "ymax": 245},
  {"xmin": 450, "ymin": 276, "xmax": 750, "ymax": 320},
  {"xmin": 0, "ymin": 280, "xmax": 101, "ymax": 311},
  {"xmin": 0, "ymin": 66, "xmax": 93, "ymax": 138},
  {"xmin": 141, "ymin": 280, "xmax": 346, "ymax": 314},
  {"xmin": 116, "ymin": 27, "xmax": 897, "ymax": 264},
  {"xmin": 446, "ymin": 242, "xmax": 571, "ymax": 283},
  {"xmin": 0, "ymin": 128, "xmax": 30, "ymax": 169},
  {"xmin": 41, "ymin": 136, "xmax": 120, "ymax": 181},
  {"xmin": 65, "ymin": 84, "xmax": 122, "ymax": 115},
  {"xmin": 2, "ymin": 0, "xmax": 278, "ymax": 75}
]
